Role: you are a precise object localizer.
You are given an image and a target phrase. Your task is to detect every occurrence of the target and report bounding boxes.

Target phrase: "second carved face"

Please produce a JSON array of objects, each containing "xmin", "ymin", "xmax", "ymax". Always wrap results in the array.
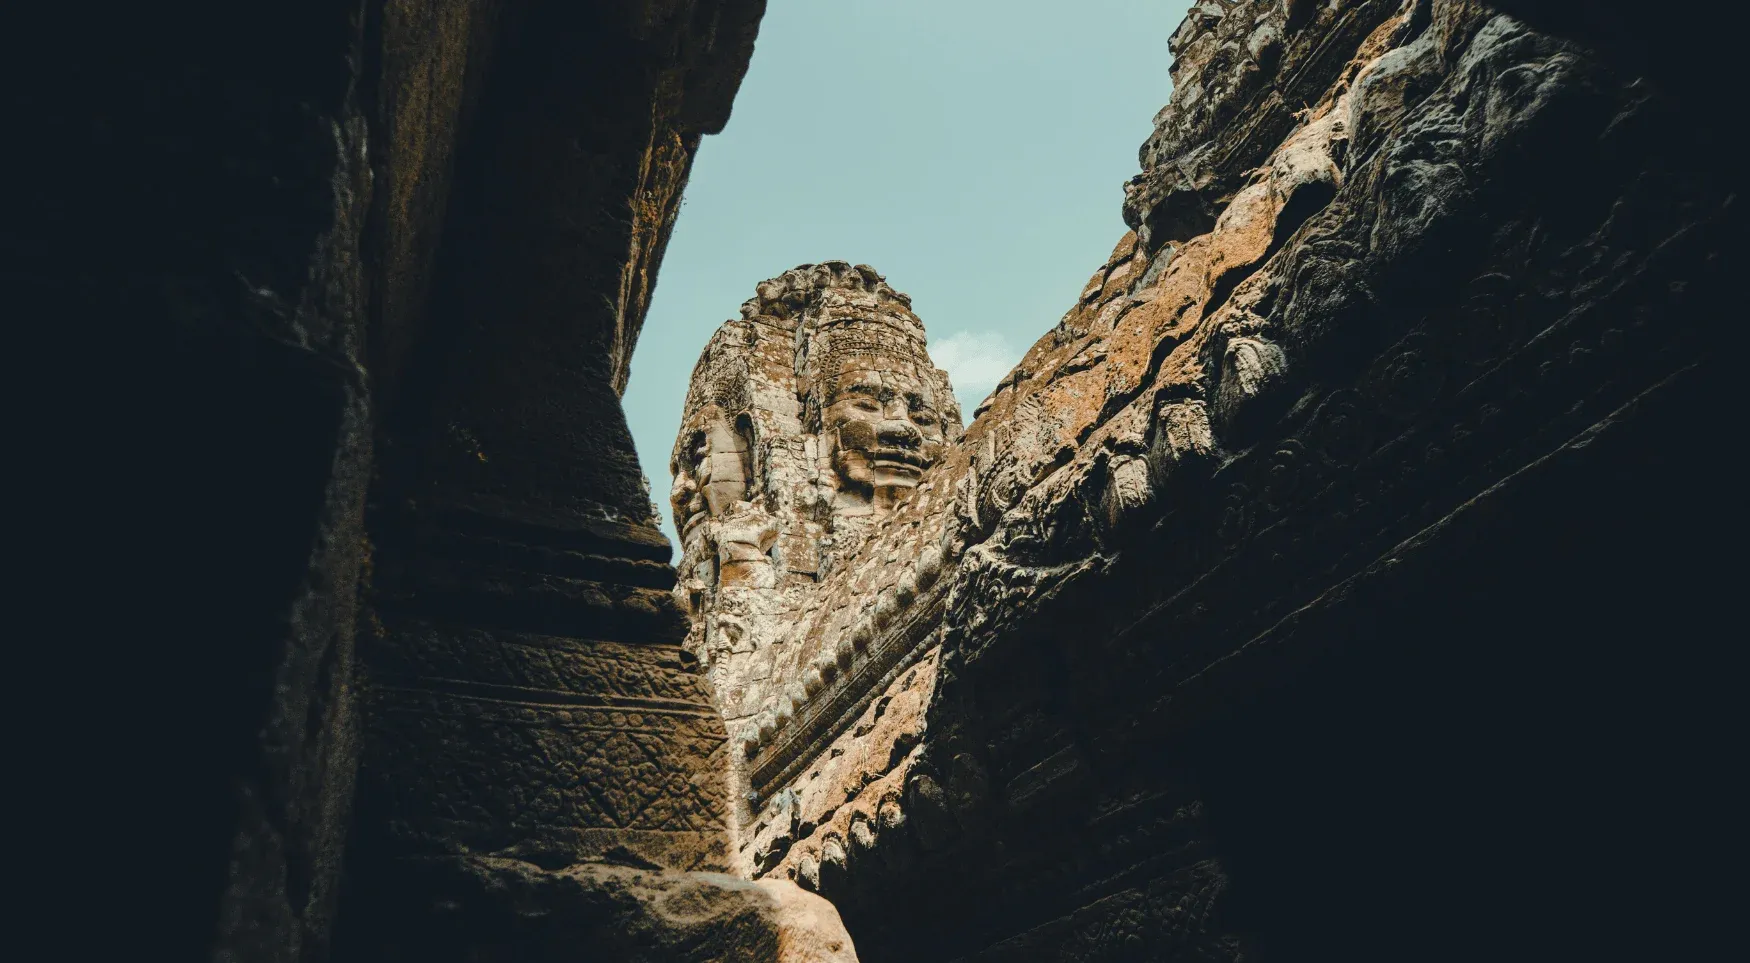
[{"xmin": 671, "ymin": 411, "xmax": 752, "ymax": 537}]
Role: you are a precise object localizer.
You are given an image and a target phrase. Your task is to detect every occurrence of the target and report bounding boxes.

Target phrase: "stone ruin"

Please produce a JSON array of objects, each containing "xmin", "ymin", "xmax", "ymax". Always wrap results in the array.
[
  {"xmin": 668, "ymin": 262, "xmax": 961, "ymax": 848},
  {"xmin": 47, "ymin": 0, "xmax": 1737, "ymax": 960},
  {"xmin": 665, "ymin": 1, "xmax": 1740, "ymax": 959}
]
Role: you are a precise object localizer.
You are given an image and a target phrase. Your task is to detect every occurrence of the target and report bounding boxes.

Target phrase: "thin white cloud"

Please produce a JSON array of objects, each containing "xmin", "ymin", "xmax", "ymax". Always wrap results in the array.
[{"xmin": 930, "ymin": 329, "xmax": 1024, "ymax": 414}]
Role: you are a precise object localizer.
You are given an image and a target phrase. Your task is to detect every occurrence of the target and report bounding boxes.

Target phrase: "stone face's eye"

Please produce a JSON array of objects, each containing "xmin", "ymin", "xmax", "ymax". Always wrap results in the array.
[
  {"xmin": 911, "ymin": 410, "xmax": 935, "ymax": 427},
  {"xmin": 853, "ymin": 397, "xmax": 880, "ymax": 412}
]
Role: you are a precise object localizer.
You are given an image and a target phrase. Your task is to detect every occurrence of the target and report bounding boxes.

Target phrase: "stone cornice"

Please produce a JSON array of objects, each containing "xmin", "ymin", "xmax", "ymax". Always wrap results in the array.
[{"xmin": 745, "ymin": 569, "xmax": 950, "ymax": 804}]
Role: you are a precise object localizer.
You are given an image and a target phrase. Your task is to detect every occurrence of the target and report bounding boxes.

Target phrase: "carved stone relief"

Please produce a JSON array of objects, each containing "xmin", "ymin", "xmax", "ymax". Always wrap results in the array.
[{"xmin": 669, "ymin": 262, "xmax": 961, "ymax": 857}]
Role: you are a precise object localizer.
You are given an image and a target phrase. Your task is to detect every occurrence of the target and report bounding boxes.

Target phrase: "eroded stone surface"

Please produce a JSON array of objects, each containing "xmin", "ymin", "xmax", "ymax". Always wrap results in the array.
[
  {"xmin": 670, "ymin": 2, "xmax": 1734, "ymax": 960},
  {"xmin": 352, "ymin": 856, "xmax": 854, "ymax": 962},
  {"xmin": 334, "ymin": 2, "xmax": 817, "ymax": 960},
  {"xmin": 667, "ymin": 262, "xmax": 961, "ymax": 864}
]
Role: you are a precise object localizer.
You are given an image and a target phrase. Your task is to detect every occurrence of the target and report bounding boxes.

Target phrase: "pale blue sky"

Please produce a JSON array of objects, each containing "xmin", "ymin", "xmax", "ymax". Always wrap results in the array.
[{"xmin": 624, "ymin": 0, "xmax": 1191, "ymax": 554}]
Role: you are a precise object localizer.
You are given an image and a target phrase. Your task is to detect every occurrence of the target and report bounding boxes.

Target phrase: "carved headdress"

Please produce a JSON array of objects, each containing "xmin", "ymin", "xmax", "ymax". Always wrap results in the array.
[
  {"xmin": 732, "ymin": 262, "xmax": 959, "ymax": 435},
  {"xmin": 669, "ymin": 261, "xmax": 961, "ymax": 573}
]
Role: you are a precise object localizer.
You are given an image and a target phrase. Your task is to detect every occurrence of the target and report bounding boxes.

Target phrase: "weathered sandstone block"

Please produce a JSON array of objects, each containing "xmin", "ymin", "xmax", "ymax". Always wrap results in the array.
[
  {"xmin": 668, "ymin": 262, "xmax": 963, "ymax": 864},
  {"xmin": 669, "ymin": 3, "xmax": 1734, "ymax": 961}
]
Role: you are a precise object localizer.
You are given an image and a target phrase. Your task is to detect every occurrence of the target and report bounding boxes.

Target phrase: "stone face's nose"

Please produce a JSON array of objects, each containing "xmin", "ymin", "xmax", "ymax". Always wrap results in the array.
[
  {"xmin": 877, "ymin": 418, "xmax": 922, "ymax": 449},
  {"xmin": 670, "ymin": 472, "xmax": 699, "ymax": 517}
]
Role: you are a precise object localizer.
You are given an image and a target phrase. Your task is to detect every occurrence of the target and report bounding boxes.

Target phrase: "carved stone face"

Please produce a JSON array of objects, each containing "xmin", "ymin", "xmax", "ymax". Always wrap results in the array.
[
  {"xmin": 820, "ymin": 358, "xmax": 946, "ymax": 495},
  {"xmin": 670, "ymin": 411, "xmax": 752, "ymax": 538}
]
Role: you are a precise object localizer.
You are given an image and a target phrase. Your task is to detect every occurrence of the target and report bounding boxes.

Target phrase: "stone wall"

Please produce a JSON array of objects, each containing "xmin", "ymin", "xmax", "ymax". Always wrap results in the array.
[
  {"xmin": 670, "ymin": 1, "xmax": 1738, "ymax": 959},
  {"xmin": 338, "ymin": 1, "xmax": 845, "ymax": 959},
  {"xmin": 27, "ymin": 0, "xmax": 1734, "ymax": 958},
  {"xmin": 668, "ymin": 263, "xmax": 961, "ymax": 861},
  {"xmin": 20, "ymin": 3, "xmax": 380, "ymax": 957},
  {"xmin": 16, "ymin": 1, "xmax": 868, "ymax": 961}
]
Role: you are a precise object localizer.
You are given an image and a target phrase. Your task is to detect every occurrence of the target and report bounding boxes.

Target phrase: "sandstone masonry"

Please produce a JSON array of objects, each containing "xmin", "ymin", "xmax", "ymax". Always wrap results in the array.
[
  {"xmin": 669, "ymin": 262, "xmax": 961, "ymax": 862},
  {"xmin": 671, "ymin": 1, "xmax": 1737, "ymax": 960}
]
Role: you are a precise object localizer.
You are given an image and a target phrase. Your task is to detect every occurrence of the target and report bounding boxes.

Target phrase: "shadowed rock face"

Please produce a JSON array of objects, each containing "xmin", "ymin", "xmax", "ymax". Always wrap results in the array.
[
  {"xmin": 38, "ymin": 0, "xmax": 1730, "ymax": 958},
  {"xmin": 350, "ymin": 856, "xmax": 855, "ymax": 963},
  {"xmin": 339, "ymin": 2, "xmax": 859, "ymax": 959},
  {"xmin": 666, "ymin": 2, "xmax": 1738, "ymax": 961},
  {"xmin": 27, "ymin": 0, "xmax": 861, "ymax": 959}
]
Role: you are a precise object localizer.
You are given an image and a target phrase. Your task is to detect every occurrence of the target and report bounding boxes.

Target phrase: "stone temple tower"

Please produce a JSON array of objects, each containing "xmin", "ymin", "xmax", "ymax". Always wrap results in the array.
[{"xmin": 669, "ymin": 262, "xmax": 961, "ymax": 824}]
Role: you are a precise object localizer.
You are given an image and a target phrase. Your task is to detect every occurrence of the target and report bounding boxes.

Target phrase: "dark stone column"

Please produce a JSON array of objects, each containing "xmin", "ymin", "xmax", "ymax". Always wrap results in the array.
[
  {"xmin": 16, "ymin": 3, "xmax": 374, "ymax": 960},
  {"xmin": 338, "ymin": 0, "xmax": 767, "ymax": 955}
]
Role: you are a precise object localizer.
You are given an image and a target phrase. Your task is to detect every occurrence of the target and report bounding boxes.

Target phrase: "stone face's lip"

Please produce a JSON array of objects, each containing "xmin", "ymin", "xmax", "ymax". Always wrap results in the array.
[{"xmin": 869, "ymin": 448, "xmax": 927, "ymax": 471}]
